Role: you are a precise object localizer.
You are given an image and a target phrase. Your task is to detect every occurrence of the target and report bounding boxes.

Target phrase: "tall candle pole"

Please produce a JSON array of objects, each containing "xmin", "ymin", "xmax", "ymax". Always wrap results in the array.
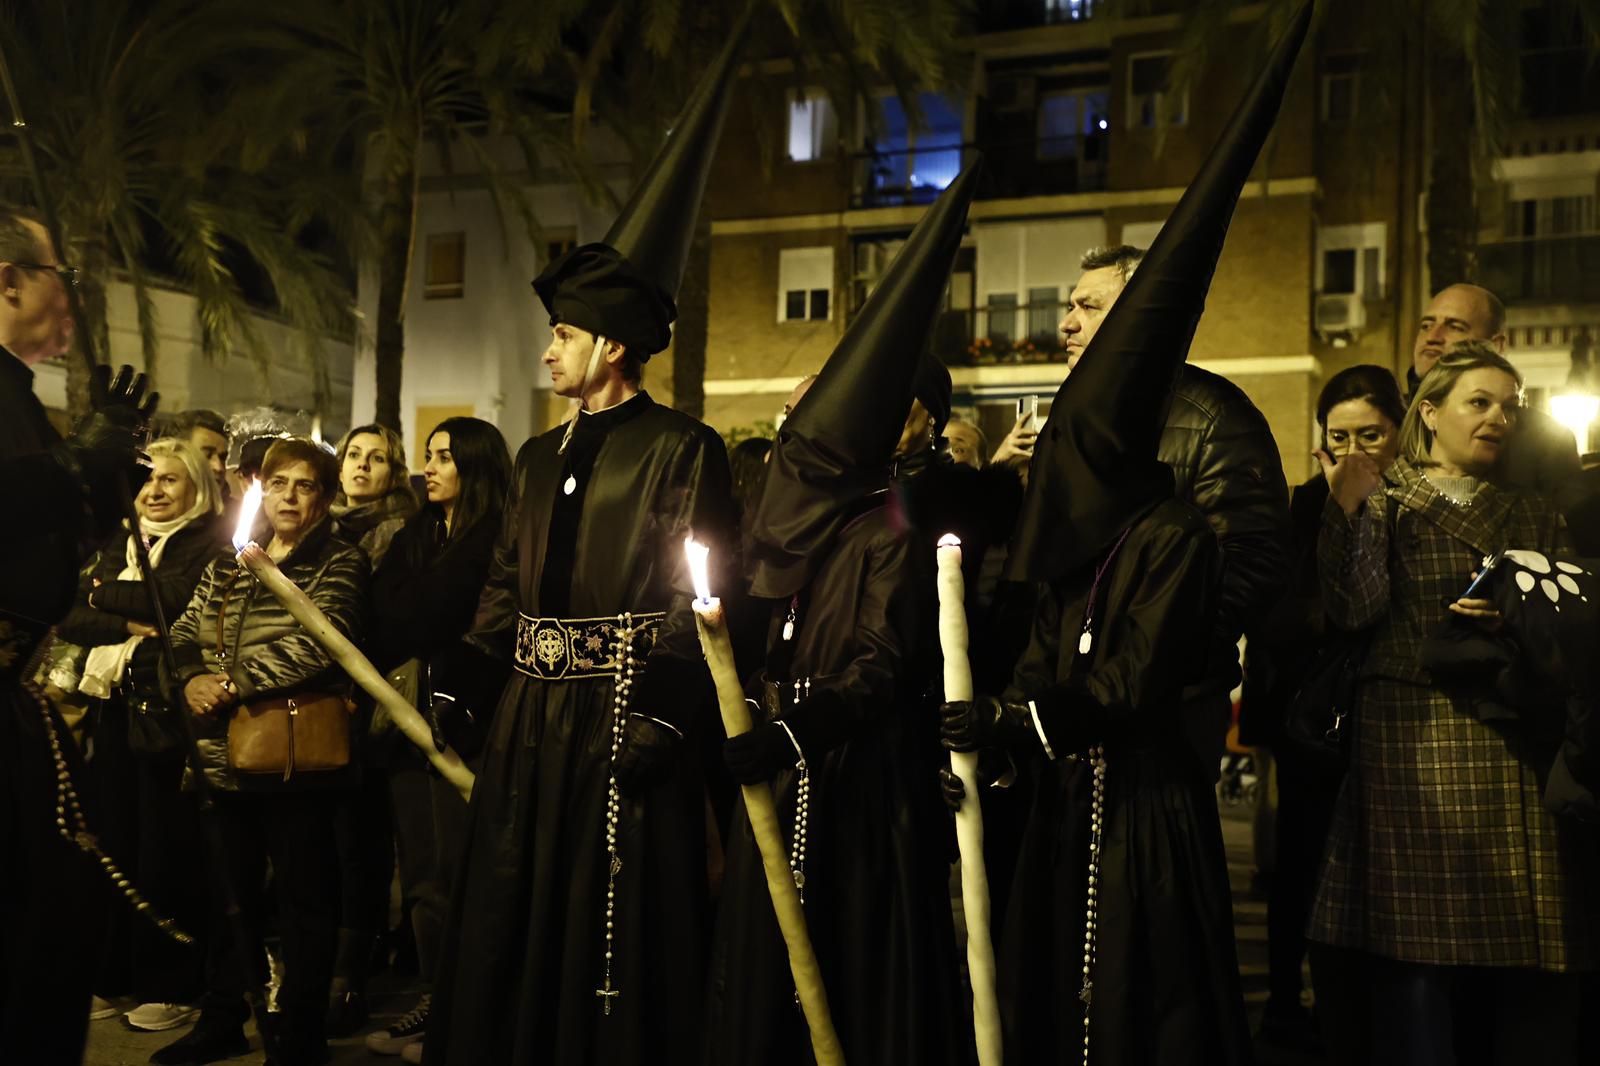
[
  {"xmin": 936, "ymin": 534, "xmax": 1002, "ymax": 1066},
  {"xmin": 232, "ymin": 485, "xmax": 475, "ymax": 801},
  {"xmin": 684, "ymin": 539, "xmax": 845, "ymax": 1066}
]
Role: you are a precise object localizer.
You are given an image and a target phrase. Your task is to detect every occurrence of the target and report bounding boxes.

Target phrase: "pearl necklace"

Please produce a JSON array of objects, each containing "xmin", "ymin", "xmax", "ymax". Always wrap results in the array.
[{"xmin": 1080, "ymin": 745, "xmax": 1106, "ymax": 1066}]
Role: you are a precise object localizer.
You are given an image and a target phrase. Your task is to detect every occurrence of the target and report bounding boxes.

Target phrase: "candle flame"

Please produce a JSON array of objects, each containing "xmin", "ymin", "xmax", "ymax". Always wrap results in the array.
[
  {"xmin": 684, "ymin": 536, "xmax": 713, "ymax": 602},
  {"xmin": 938, "ymin": 533, "xmax": 962, "ymax": 548},
  {"xmin": 232, "ymin": 479, "xmax": 263, "ymax": 551}
]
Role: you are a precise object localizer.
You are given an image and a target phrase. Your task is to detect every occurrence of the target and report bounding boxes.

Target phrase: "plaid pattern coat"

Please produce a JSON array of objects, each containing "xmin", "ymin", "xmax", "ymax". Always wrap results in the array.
[{"xmin": 1309, "ymin": 461, "xmax": 1600, "ymax": 971}]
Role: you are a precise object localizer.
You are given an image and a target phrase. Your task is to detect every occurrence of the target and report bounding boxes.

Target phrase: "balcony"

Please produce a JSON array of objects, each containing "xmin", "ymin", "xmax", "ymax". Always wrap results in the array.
[
  {"xmin": 930, "ymin": 300, "xmax": 1070, "ymax": 366},
  {"xmin": 1478, "ymin": 236, "xmax": 1600, "ymax": 305},
  {"xmin": 850, "ymin": 133, "xmax": 1108, "ymax": 209}
]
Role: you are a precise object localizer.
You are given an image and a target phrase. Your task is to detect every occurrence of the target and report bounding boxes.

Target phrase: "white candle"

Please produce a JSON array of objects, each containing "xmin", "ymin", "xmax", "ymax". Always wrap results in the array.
[
  {"xmin": 936, "ymin": 534, "xmax": 1002, "ymax": 1066},
  {"xmin": 684, "ymin": 538, "xmax": 845, "ymax": 1066}
]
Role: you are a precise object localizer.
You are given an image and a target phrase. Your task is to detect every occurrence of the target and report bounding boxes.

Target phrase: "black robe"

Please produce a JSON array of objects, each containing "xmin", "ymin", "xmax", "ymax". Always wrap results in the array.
[
  {"xmin": 1000, "ymin": 497, "xmax": 1250, "ymax": 1066},
  {"xmin": 0, "ymin": 349, "xmax": 101, "ymax": 1063},
  {"xmin": 704, "ymin": 502, "xmax": 968, "ymax": 1066},
  {"xmin": 427, "ymin": 392, "xmax": 732, "ymax": 1066}
]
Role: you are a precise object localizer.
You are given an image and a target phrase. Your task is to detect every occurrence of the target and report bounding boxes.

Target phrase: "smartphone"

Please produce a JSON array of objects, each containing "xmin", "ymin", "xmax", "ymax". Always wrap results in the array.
[
  {"xmin": 1015, "ymin": 395, "xmax": 1040, "ymax": 426},
  {"xmin": 1456, "ymin": 550, "xmax": 1505, "ymax": 602}
]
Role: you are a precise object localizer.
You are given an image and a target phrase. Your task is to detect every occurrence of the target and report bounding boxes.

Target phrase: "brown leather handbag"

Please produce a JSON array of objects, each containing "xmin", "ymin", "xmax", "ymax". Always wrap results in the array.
[
  {"xmin": 227, "ymin": 689, "xmax": 355, "ymax": 781},
  {"xmin": 214, "ymin": 569, "xmax": 355, "ymax": 781}
]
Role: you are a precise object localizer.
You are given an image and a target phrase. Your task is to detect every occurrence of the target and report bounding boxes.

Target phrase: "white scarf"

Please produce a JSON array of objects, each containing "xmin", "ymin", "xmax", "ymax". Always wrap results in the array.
[{"xmin": 77, "ymin": 510, "xmax": 201, "ymax": 698}]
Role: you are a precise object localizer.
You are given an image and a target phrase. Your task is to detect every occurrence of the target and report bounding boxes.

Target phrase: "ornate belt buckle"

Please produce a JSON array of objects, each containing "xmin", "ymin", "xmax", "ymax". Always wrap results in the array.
[{"xmin": 533, "ymin": 619, "xmax": 569, "ymax": 678}]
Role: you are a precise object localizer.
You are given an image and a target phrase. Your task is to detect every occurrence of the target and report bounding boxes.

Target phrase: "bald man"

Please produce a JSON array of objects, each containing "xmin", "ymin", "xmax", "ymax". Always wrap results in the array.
[{"xmin": 1410, "ymin": 284, "xmax": 1600, "ymax": 552}]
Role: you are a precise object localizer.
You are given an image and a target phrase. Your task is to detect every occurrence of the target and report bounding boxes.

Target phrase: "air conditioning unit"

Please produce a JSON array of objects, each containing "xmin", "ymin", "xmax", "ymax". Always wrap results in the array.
[
  {"xmin": 990, "ymin": 74, "xmax": 1037, "ymax": 114},
  {"xmin": 1314, "ymin": 292, "xmax": 1366, "ymax": 340}
]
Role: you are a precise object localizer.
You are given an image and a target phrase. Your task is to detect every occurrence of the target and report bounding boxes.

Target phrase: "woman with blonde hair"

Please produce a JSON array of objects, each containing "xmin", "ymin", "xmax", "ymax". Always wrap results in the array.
[
  {"xmin": 57, "ymin": 438, "xmax": 228, "ymax": 1032},
  {"xmin": 1311, "ymin": 342, "xmax": 1600, "ymax": 1064}
]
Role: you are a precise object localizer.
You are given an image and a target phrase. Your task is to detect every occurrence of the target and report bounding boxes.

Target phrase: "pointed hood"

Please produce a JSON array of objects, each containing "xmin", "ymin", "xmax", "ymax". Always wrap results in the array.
[
  {"xmin": 1007, "ymin": 2, "xmax": 1312, "ymax": 582},
  {"xmin": 532, "ymin": 12, "xmax": 750, "ymax": 358},
  {"xmin": 746, "ymin": 160, "xmax": 983, "ymax": 598}
]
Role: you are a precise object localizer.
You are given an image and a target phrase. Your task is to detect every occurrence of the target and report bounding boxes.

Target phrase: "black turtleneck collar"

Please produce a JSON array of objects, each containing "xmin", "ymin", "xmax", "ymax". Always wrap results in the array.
[{"xmin": 1, "ymin": 344, "xmax": 35, "ymax": 387}]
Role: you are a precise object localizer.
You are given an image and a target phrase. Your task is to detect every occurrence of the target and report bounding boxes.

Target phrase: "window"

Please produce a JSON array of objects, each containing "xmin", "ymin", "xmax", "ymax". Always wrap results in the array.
[
  {"xmin": 1044, "ymin": 0, "xmax": 1098, "ymax": 22},
  {"xmin": 1128, "ymin": 53, "xmax": 1187, "ymax": 129},
  {"xmin": 1036, "ymin": 88, "xmax": 1110, "ymax": 162},
  {"xmin": 778, "ymin": 247, "xmax": 834, "ymax": 323},
  {"xmin": 1321, "ymin": 53, "xmax": 1362, "ymax": 124},
  {"xmin": 1027, "ymin": 286, "xmax": 1060, "ymax": 342},
  {"xmin": 544, "ymin": 229, "xmax": 577, "ymax": 265},
  {"xmin": 1316, "ymin": 223, "xmax": 1387, "ymax": 300},
  {"xmin": 424, "ymin": 233, "xmax": 465, "ymax": 299},
  {"xmin": 986, "ymin": 293, "xmax": 1019, "ymax": 346},
  {"xmin": 861, "ymin": 92, "xmax": 964, "ymax": 205},
  {"xmin": 788, "ymin": 89, "xmax": 837, "ymax": 163}
]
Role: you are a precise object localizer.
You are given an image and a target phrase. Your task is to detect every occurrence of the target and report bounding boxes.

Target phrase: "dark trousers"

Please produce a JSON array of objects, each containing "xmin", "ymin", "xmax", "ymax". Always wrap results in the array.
[
  {"xmin": 200, "ymin": 791, "xmax": 340, "ymax": 1062},
  {"xmin": 1311, "ymin": 945, "xmax": 1581, "ymax": 1066},
  {"xmin": 1264, "ymin": 749, "xmax": 1339, "ymax": 1009},
  {"xmin": 332, "ymin": 764, "xmax": 393, "ymax": 981},
  {"xmin": 132, "ymin": 754, "xmax": 208, "ymax": 1004},
  {"xmin": 1, "ymin": 682, "xmax": 101, "ymax": 1064},
  {"xmin": 389, "ymin": 761, "xmax": 469, "ymax": 987}
]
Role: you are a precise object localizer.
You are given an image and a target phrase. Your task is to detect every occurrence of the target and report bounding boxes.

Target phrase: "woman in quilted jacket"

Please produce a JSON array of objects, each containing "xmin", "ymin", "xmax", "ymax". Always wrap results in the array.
[
  {"xmin": 157, "ymin": 437, "xmax": 369, "ymax": 1066},
  {"xmin": 1312, "ymin": 343, "xmax": 1600, "ymax": 1065}
]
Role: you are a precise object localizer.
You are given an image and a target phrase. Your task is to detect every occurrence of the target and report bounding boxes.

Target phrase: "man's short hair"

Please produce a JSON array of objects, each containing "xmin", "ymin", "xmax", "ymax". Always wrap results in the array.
[
  {"xmin": 0, "ymin": 204, "xmax": 49, "ymax": 265},
  {"xmin": 1080, "ymin": 244, "xmax": 1145, "ymax": 284},
  {"xmin": 1480, "ymin": 287, "xmax": 1507, "ymax": 336},
  {"xmin": 171, "ymin": 408, "xmax": 229, "ymax": 440}
]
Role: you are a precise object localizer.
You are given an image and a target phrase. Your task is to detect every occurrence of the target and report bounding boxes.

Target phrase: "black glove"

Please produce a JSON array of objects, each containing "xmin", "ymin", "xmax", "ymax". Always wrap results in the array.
[
  {"xmin": 58, "ymin": 365, "xmax": 159, "ymax": 503},
  {"xmin": 722, "ymin": 721, "xmax": 803, "ymax": 785},
  {"xmin": 425, "ymin": 692, "xmax": 483, "ymax": 759},
  {"xmin": 613, "ymin": 714, "xmax": 682, "ymax": 797},
  {"xmin": 939, "ymin": 694, "xmax": 1036, "ymax": 754},
  {"xmin": 938, "ymin": 766, "xmax": 966, "ymax": 812}
]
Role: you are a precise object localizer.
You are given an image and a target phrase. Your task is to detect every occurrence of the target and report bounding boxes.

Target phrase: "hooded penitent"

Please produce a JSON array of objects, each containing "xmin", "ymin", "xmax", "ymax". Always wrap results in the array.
[
  {"xmin": 745, "ymin": 160, "xmax": 983, "ymax": 599},
  {"xmin": 1007, "ymin": 1, "xmax": 1313, "ymax": 583},
  {"xmin": 531, "ymin": 13, "xmax": 749, "ymax": 359}
]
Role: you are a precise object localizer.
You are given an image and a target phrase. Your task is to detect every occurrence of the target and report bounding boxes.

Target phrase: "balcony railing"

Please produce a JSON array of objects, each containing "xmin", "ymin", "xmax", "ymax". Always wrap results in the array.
[
  {"xmin": 931, "ymin": 301, "xmax": 1071, "ymax": 366},
  {"xmin": 1478, "ymin": 235, "xmax": 1600, "ymax": 304},
  {"xmin": 851, "ymin": 135, "xmax": 1109, "ymax": 209}
]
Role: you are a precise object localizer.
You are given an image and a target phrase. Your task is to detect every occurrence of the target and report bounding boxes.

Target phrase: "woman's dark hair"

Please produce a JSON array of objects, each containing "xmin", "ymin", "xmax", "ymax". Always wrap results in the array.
[
  {"xmin": 1315, "ymin": 364, "xmax": 1407, "ymax": 441},
  {"xmin": 728, "ymin": 437, "xmax": 774, "ymax": 522},
  {"xmin": 416, "ymin": 417, "xmax": 513, "ymax": 553}
]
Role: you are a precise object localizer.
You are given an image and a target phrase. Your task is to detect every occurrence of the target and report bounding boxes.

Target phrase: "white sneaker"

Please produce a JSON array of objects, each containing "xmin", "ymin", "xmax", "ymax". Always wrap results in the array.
[
  {"xmin": 89, "ymin": 996, "xmax": 120, "ymax": 1021},
  {"xmin": 123, "ymin": 1002, "xmax": 201, "ymax": 1032},
  {"xmin": 400, "ymin": 1040, "xmax": 425, "ymax": 1064},
  {"xmin": 366, "ymin": 994, "xmax": 430, "ymax": 1055}
]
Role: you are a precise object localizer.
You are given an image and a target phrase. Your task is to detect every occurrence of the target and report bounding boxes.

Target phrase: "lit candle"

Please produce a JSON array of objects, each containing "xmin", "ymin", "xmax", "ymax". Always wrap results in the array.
[
  {"xmin": 231, "ymin": 483, "xmax": 476, "ymax": 801},
  {"xmin": 684, "ymin": 538, "xmax": 845, "ymax": 1066},
  {"xmin": 936, "ymin": 534, "xmax": 1002, "ymax": 1066}
]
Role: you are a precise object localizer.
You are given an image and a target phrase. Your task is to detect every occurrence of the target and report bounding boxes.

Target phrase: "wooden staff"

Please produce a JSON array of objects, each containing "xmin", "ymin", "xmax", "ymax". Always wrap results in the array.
[
  {"xmin": 936, "ymin": 534, "xmax": 1002, "ymax": 1066},
  {"xmin": 685, "ymin": 539, "xmax": 845, "ymax": 1066},
  {"xmin": 235, "ymin": 539, "xmax": 475, "ymax": 801}
]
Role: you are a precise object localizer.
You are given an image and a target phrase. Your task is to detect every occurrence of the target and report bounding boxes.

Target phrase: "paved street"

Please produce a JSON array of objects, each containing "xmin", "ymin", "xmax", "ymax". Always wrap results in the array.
[{"xmin": 85, "ymin": 789, "xmax": 1317, "ymax": 1065}]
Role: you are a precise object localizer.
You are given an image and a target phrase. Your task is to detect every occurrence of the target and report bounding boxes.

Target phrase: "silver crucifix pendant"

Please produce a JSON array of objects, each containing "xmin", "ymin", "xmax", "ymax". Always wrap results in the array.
[
  {"xmin": 596, "ymin": 979, "xmax": 620, "ymax": 1015},
  {"xmin": 1079, "ymin": 979, "xmax": 1093, "ymax": 1006}
]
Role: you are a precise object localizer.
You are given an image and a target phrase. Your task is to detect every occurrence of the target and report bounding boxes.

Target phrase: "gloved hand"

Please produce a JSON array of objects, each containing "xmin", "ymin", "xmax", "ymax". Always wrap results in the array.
[
  {"xmin": 722, "ymin": 721, "xmax": 803, "ymax": 785},
  {"xmin": 938, "ymin": 766, "xmax": 966, "ymax": 812},
  {"xmin": 613, "ymin": 714, "xmax": 682, "ymax": 797},
  {"xmin": 425, "ymin": 692, "xmax": 481, "ymax": 759},
  {"xmin": 57, "ymin": 365, "xmax": 159, "ymax": 503},
  {"xmin": 939, "ymin": 694, "xmax": 1036, "ymax": 754}
]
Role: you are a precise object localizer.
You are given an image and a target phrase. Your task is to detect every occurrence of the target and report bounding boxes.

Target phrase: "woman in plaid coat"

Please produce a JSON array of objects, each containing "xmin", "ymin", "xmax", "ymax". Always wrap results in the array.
[{"xmin": 1311, "ymin": 344, "xmax": 1600, "ymax": 1065}]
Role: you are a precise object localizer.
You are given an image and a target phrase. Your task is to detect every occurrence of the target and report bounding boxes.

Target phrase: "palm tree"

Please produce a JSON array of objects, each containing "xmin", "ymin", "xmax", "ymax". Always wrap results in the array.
[
  {"xmin": 1115, "ymin": 0, "xmax": 1600, "ymax": 290},
  {"xmin": 0, "ymin": 0, "xmax": 350, "ymax": 416}
]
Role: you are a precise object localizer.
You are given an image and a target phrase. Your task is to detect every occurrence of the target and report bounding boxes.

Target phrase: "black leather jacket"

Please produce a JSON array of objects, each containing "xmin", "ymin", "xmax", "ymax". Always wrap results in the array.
[
  {"xmin": 1160, "ymin": 364, "xmax": 1292, "ymax": 699},
  {"xmin": 167, "ymin": 517, "xmax": 369, "ymax": 791}
]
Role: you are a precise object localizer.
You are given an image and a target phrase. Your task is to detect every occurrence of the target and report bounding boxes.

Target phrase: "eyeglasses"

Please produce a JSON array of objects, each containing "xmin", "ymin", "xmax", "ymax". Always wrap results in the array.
[{"xmin": 10, "ymin": 261, "xmax": 79, "ymax": 287}]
